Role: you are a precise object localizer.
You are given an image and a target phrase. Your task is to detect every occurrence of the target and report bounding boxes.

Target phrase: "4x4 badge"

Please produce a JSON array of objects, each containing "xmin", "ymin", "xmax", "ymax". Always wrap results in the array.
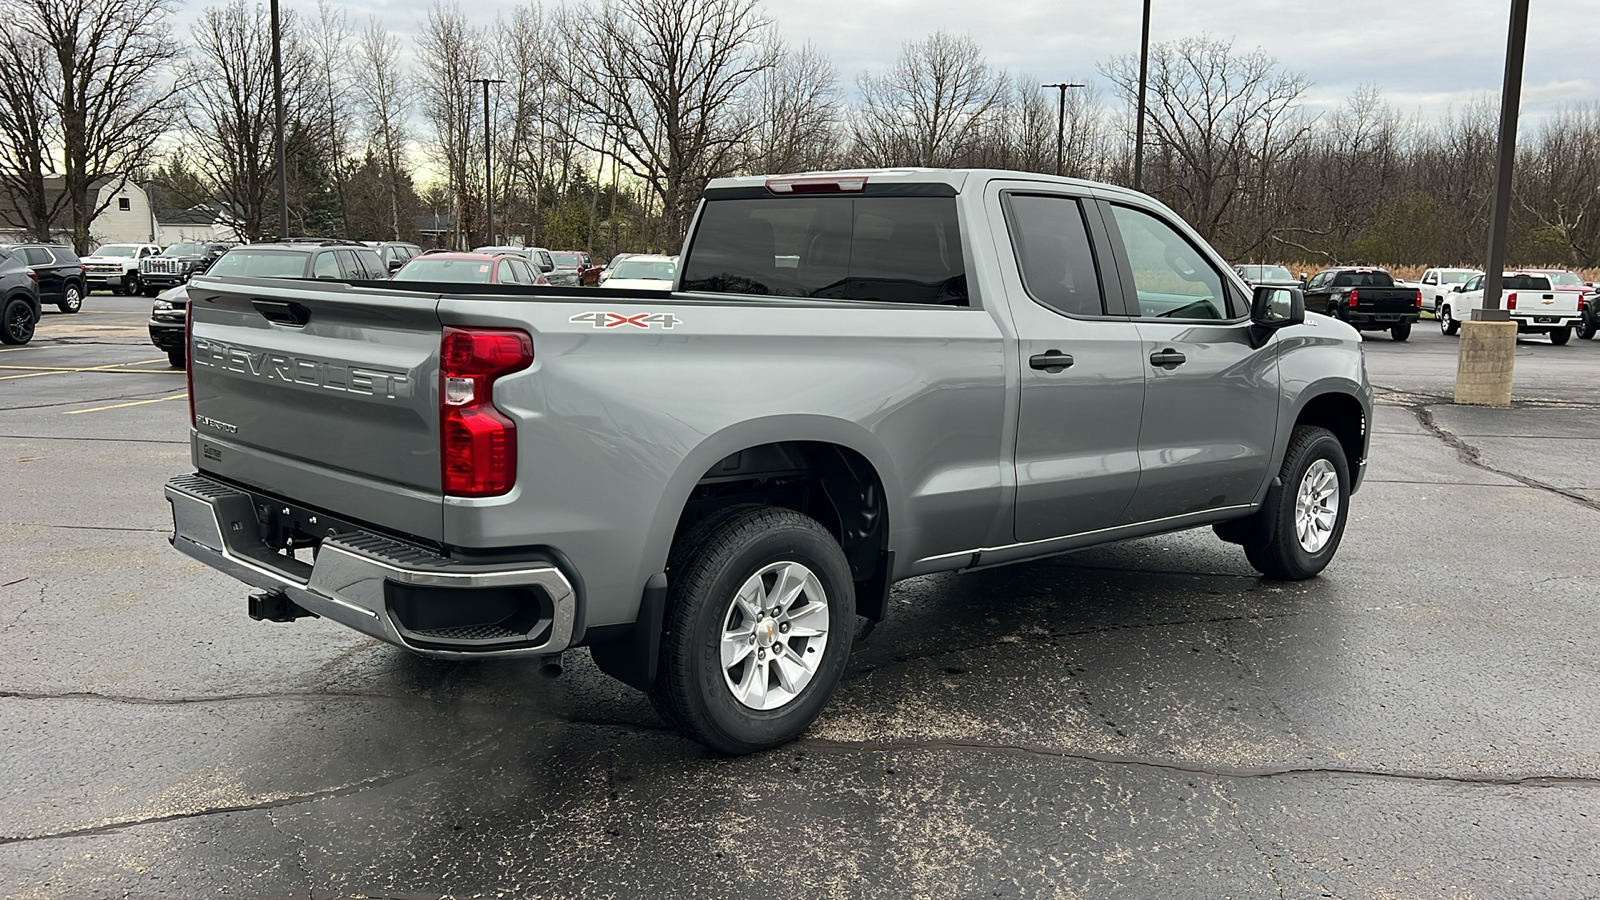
[{"xmin": 569, "ymin": 311, "xmax": 681, "ymax": 330}]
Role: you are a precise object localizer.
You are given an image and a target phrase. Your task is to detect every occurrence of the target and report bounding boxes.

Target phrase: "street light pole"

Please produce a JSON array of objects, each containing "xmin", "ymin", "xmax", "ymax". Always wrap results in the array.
[
  {"xmin": 1454, "ymin": 0, "xmax": 1530, "ymax": 408},
  {"xmin": 468, "ymin": 78, "xmax": 505, "ymax": 248},
  {"xmin": 1042, "ymin": 82, "xmax": 1086, "ymax": 177},
  {"xmin": 1133, "ymin": 0, "xmax": 1151, "ymax": 191},
  {"xmin": 1479, "ymin": 0, "xmax": 1530, "ymax": 319},
  {"xmin": 270, "ymin": 0, "xmax": 288, "ymax": 239}
]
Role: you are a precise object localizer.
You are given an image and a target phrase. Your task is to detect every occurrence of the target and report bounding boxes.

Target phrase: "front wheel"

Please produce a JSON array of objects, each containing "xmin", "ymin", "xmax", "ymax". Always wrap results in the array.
[
  {"xmin": 122, "ymin": 272, "xmax": 141, "ymax": 296},
  {"xmin": 1390, "ymin": 321, "xmax": 1411, "ymax": 341},
  {"xmin": 1, "ymin": 297, "xmax": 35, "ymax": 345},
  {"xmin": 1549, "ymin": 326, "xmax": 1572, "ymax": 346},
  {"xmin": 167, "ymin": 348, "xmax": 185, "ymax": 368},
  {"xmin": 58, "ymin": 283, "xmax": 82, "ymax": 313},
  {"xmin": 650, "ymin": 505, "xmax": 855, "ymax": 754},
  {"xmin": 1440, "ymin": 306, "xmax": 1460, "ymax": 336},
  {"xmin": 1242, "ymin": 426, "xmax": 1351, "ymax": 580}
]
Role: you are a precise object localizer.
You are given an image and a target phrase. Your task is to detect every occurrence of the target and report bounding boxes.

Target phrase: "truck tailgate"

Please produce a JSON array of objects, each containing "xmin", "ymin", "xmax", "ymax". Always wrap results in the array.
[
  {"xmin": 1352, "ymin": 288, "xmax": 1419, "ymax": 314},
  {"xmin": 186, "ymin": 276, "xmax": 444, "ymax": 542}
]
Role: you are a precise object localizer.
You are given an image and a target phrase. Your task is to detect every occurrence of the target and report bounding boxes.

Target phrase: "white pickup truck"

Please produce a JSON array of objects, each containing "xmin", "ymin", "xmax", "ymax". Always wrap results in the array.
[
  {"xmin": 1416, "ymin": 267, "xmax": 1482, "ymax": 315},
  {"xmin": 1436, "ymin": 272, "xmax": 1582, "ymax": 344},
  {"xmin": 82, "ymin": 242, "xmax": 162, "ymax": 295}
]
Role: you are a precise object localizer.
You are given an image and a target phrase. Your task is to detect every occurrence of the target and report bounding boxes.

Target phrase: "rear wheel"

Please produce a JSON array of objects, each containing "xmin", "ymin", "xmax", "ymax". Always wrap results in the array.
[
  {"xmin": 57, "ymin": 283, "xmax": 82, "ymax": 313},
  {"xmin": 650, "ymin": 505, "xmax": 855, "ymax": 754},
  {"xmin": 1578, "ymin": 315, "xmax": 1596, "ymax": 340},
  {"xmin": 1440, "ymin": 305, "xmax": 1460, "ymax": 336},
  {"xmin": 1, "ymin": 297, "xmax": 35, "ymax": 345},
  {"xmin": 1549, "ymin": 326, "xmax": 1572, "ymax": 346},
  {"xmin": 167, "ymin": 348, "xmax": 185, "ymax": 368},
  {"xmin": 1242, "ymin": 426, "xmax": 1350, "ymax": 581},
  {"xmin": 1390, "ymin": 321, "xmax": 1412, "ymax": 341}
]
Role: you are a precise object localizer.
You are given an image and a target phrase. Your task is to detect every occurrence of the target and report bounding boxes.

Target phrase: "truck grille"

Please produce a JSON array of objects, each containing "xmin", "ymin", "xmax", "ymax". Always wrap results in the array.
[
  {"xmin": 86, "ymin": 263, "xmax": 121, "ymax": 274},
  {"xmin": 142, "ymin": 258, "xmax": 183, "ymax": 275}
]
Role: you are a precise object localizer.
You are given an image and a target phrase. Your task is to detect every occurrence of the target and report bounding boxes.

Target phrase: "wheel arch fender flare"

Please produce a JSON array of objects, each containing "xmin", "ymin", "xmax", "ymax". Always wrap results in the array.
[{"xmin": 636, "ymin": 415, "xmax": 906, "ymax": 590}]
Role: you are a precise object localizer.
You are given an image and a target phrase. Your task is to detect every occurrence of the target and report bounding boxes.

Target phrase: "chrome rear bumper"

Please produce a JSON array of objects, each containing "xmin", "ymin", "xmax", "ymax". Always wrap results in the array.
[{"xmin": 165, "ymin": 474, "xmax": 576, "ymax": 659}]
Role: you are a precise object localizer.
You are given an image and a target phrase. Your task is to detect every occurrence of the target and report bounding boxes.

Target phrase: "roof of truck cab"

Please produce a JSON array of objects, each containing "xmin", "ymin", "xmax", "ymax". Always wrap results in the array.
[{"xmin": 704, "ymin": 168, "xmax": 1153, "ymax": 200}]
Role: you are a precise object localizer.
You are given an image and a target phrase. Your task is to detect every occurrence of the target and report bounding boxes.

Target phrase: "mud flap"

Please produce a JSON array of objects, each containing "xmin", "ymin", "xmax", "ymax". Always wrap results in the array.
[{"xmin": 590, "ymin": 573, "xmax": 668, "ymax": 692}]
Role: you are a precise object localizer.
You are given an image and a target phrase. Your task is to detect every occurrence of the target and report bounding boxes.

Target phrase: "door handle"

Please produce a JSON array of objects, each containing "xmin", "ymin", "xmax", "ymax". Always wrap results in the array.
[
  {"xmin": 1029, "ymin": 351, "xmax": 1074, "ymax": 373},
  {"xmin": 1149, "ymin": 348, "xmax": 1187, "ymax": 369}
]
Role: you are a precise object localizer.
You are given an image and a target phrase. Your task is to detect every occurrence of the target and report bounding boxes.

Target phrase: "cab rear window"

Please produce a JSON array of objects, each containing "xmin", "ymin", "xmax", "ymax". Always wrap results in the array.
[{"xmin": 681, "ymin": 197, "xmax": 967, "ymax": 305}]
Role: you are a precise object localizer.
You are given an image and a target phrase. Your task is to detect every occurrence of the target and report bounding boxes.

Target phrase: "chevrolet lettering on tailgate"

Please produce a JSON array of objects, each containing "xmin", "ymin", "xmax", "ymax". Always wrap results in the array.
[{"xmin": 191, "ymin": 337, "xmax": 413, "ymax": 400}]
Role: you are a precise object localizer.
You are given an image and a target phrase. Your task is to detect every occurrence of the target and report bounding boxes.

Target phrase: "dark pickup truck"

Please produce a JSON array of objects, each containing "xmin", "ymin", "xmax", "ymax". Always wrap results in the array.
[{"xmin": 1303, "ymin": 268, "xmax": 1421, "ymax": 341}]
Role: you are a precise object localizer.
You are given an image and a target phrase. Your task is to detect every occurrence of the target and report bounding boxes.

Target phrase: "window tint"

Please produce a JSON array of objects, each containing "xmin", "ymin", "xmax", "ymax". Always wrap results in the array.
[
  {"xmin": 1504, "ymin": 275, "xmax": 1551, "ymax": 291},
  {"xmin": 536, "ymin": 250, "xmax": 554, "ymax": 271},
  {"xmin": 312, "ymin": 252, "xmax": 340, "ymax": 279},
  {"xmin": 355, "ymin": 249, "xmax": 386, "ymax": 278},
  {"xmin": 1004, "ymin": 194, "xmax": 1104, "ymax": 317},
  {"xmin": 499, "ymin": 259, "xmax": 523, "ymax": 284},
  {"xmin": 393, "ymin": 258, "xmax": 494, "ymax": 283},
  {"xmin": 206, "ymin": 249, "xmax": 308, "ymax": 278},
  {"xmin": 1331, "ymin": 270, "xmax": 1394, "ymax": 287},
  {"xmin": 681, "ymin": 197, "xmax": 967, "ymax": 305},
  {"xmin": 23, "ymin": 248, "xmax": 53, "ymax": 265},
  {"xmin": 1109, "ymin": 205, "xmax": 1228, "ymax": 320}
]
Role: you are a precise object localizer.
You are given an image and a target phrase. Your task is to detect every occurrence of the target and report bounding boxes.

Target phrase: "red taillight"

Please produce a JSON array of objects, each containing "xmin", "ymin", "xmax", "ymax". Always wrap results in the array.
[
  {"xmin": 440, "ymin": 327, "xmax": 533, "ymax": 497},
  {"xmin": 1415, "ymin": 290, "xmax": 1422, "ymax": 309},
  {"xmin": 1580, "ymin": 294, "xmax": 1588, "ymax": 312},
  {"xmin": 766, "ymin": 175, "xmax": 868, "ymax": 194},
  {"xmin": 1348, "ymin": 289, "xmax": 1359, "ymax": 307},
  {"xmin": 1506, "ymin": 292, "xmax": 1517, "ymax": 310},
  {"xmin": 26, "ymin": 270, "xmax": 38, "ymax": 282}
]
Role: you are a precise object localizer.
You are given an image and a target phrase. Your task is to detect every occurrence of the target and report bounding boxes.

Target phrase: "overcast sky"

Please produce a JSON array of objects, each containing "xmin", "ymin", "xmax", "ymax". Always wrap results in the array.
[{"xmin": 246, "ymin": 0, "xmax": 1599, "ymax": 122}]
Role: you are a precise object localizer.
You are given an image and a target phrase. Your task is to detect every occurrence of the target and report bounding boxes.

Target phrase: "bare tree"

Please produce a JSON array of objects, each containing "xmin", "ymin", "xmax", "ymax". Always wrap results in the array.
[
  {"xmin": 0, "ymin": 26, "xmax": 60, "ymax": 240},
  {"xmin": 184, "ymin": 0, "xmax": 312, "ymax": 241},
  {"xmin": 1102, "ymin": 36, "xmax": 1310, "ymax": 254},
  {"xmin": 8, "ymin": 0, "xmax": 185, "ymax": 251},
  {"xmin": 356, "ymin": 17, "xmax": 410, "ymax": 240},
  {"xmin": 743, "ymin": 39, "xmax": 842, "ymax": 175},
  {"xmin": 556, "ymin": 0, "xmax": 773, "ymax": 242},
  {"xmin": 851, "ymin": 31, "xmax": 1009, "ymax": 168},
  {"xmin": 307, "ymin": 0, "xmax": 354, "ymax": 236},
  {"xmin": 415, "ymin": 0, "xmax": 485, "ymax": 248}
]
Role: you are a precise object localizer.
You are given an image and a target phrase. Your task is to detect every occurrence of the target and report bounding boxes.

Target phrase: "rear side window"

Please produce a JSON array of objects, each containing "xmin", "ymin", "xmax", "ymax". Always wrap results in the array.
[
  {"xmin": 1003, "ymin": 194, "xmax": 1105, "ymax": 317},
  {"xmin": 681, "ymin": 197, "xmax": 967, "ymax": 306},
  {"xmin": 207, "ymin": 249, "xmax": 309, "ymax": 278},
  {"xmin": 23, "ymin": 247, "xmax": 53, "ymax": 265}
]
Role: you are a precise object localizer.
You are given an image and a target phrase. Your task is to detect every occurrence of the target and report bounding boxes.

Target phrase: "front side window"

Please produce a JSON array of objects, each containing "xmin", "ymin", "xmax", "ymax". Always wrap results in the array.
[
  {"xmin": 1003, "ymin": 194, "xmax": 1104, "ymax": 317},
  {"xmin": 681, "ymin": 196, "xmax": 967, "ymax": 306},
  {"xmin": 1464, "ymin": 275, "xmax": 1482, "ymax": 291},
  {"xmin": 1108, "ymin": 205, "xmax": 1228, "ymax": 320},
  {"xmin": 312, "ymin": 252, "xmax": 340, "ymax": 279}
]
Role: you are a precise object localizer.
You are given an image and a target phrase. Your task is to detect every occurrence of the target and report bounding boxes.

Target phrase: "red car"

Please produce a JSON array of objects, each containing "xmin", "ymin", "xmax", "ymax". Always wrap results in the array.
[{"xmin": 392, "ymin": 252, "xmax": 550, "ymax": 286}]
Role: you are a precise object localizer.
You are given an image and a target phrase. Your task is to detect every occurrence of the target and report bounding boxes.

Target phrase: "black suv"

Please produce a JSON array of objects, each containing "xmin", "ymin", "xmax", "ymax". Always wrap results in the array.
[
  {"xmin": 0, "ymin": 243, "xmax": 86, "ymax": 313},
  {"xmin": 139, "ymin": 242, "xmax": 231, "ymax": 294},
  {"xmin": 0, "ymin": 247, "xmax": 42, "ymax": 344},
  {"xmin": 202, "ymin": 240, "xmax": 391, "ymax": 281}
]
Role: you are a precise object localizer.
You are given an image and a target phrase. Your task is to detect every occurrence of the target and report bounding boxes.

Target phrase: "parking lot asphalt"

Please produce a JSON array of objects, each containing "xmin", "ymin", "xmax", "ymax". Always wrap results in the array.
[{"xmin": 3, "ymin": 297, "xmax": 1599, "ymax": 898}]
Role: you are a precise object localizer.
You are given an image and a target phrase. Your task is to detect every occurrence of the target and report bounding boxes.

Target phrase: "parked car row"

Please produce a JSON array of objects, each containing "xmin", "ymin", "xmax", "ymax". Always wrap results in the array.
[{"xmin": 0, "ymin": 242, "xmax": 85, "ymax": 313}]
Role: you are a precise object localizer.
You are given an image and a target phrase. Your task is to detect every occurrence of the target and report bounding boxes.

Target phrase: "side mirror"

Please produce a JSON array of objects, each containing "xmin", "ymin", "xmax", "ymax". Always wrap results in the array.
[
  {"xmin": 1451, "ymin": 284, "xmax": 1464, "ymax": 293},
  {"xmin": 1251, "ymin": 285, "xmax": 1304, "ymax": 329},
  {"xmin": 387, "ymin": 258, "xmax": 403, "ymax": 272},
  {"xmin": 540, "ymin": 263, "xmax": 554, "ymax": 273}
]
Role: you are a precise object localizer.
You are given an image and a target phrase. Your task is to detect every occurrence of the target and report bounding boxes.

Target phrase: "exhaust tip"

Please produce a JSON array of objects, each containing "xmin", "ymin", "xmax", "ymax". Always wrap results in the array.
[{"xmin": 538, "ymin": 652, "xmax": 566, "ymax": 677}]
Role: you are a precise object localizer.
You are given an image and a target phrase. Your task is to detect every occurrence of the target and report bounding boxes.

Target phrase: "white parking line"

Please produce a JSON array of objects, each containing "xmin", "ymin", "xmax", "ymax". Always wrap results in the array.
[{"xmin": 64, "ymin": 393, "xmax": 188, "ymax": 415}]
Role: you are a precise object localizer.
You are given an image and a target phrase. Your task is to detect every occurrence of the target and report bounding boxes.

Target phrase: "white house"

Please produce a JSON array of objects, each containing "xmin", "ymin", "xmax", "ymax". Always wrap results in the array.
[{"xmin": 0, "ymin": 178, "xmax": 242, "ymax": 249}]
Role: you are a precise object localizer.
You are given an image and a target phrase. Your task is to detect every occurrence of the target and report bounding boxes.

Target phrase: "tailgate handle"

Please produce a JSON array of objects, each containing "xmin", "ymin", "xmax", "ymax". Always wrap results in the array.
[{"xmin": 253, "ymin": 300, "xmax": 310, "ymax": 327}]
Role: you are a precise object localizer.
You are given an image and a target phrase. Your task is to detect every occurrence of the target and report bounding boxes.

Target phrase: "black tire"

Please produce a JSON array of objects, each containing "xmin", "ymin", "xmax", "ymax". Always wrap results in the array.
[
  {"xmin": 143, "ymin": 286, "xmax": 160, "ymax": 298},
  {"xmin": 1390, "ymin": 321, "xmax": 1411, "ymax": 341},
  {"xmin": 167, "ymin": 348, "xmax": 185, "ymax": 368},
  {"xmin": 1578, "ymin": 315, "xmax": 1596, "ymax": 340},
  {"xmin": 1, "ymin": 297, "xmax": 35, "ymax": 345},
  {"xmin": 1549, "ymin": 326, "xmax": 1572, "ymax": 346},
  {"xmin": 650, "ymin": 504, "xmax": 855, "ymax": 754},
  {"xmin": 1440, "ymin": 305, "xmax": 1460, "ymax": 336},
  {"xmin": 57, "ymin": 282, "xmax": 82, "ymax": 314},
  {"xmin": 122, "ymin": 272, "xmax": 141, "ymax": 296},
  {"xmin": 1242, "ymin": 426, "xmax": 1351, "ymax": 581}
]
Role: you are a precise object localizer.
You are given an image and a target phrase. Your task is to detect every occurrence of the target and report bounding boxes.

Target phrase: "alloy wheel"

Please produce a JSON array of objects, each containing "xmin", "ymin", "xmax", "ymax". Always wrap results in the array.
[
  {"xmin": 718, "ymin": 560, "xmax": 831, "ymax": 711},
  {"xmin": 1294, "ymin": 459, "xmax": 1340, "ymax": 554}
]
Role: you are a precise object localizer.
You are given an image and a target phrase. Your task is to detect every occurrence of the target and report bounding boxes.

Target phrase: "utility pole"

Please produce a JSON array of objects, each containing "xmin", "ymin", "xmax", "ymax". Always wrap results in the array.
[
  {"xmin": 469, "ymin": 78, "xmax": 505, "ymax": 248},
  {"xmin": 1453, "ymin": 0, "xmax": 1530, "ymax": 408},
  {"xmin": 1042, "ymin": 82, "xmax": 1086, "ymax": 177},
  {"xmin": 1133, "ymin": 0, "xmax": 1151, "ymax": 191},
  {"xmin": 270, "ymin": 0, "xmax": 288, "ymax": 239}
]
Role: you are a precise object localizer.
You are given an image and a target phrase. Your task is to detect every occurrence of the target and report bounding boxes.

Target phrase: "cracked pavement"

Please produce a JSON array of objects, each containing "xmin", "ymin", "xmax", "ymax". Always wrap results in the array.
[{"xmin": 2, "ymin": 298, "xmax": 1599, "ymax": 897}]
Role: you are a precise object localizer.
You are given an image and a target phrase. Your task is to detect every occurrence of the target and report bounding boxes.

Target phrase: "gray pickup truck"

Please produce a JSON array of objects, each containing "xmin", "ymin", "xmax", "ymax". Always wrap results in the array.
[{"xmin": 166, "ymin": 169, "xmax": 1372, "ymax": 753}]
